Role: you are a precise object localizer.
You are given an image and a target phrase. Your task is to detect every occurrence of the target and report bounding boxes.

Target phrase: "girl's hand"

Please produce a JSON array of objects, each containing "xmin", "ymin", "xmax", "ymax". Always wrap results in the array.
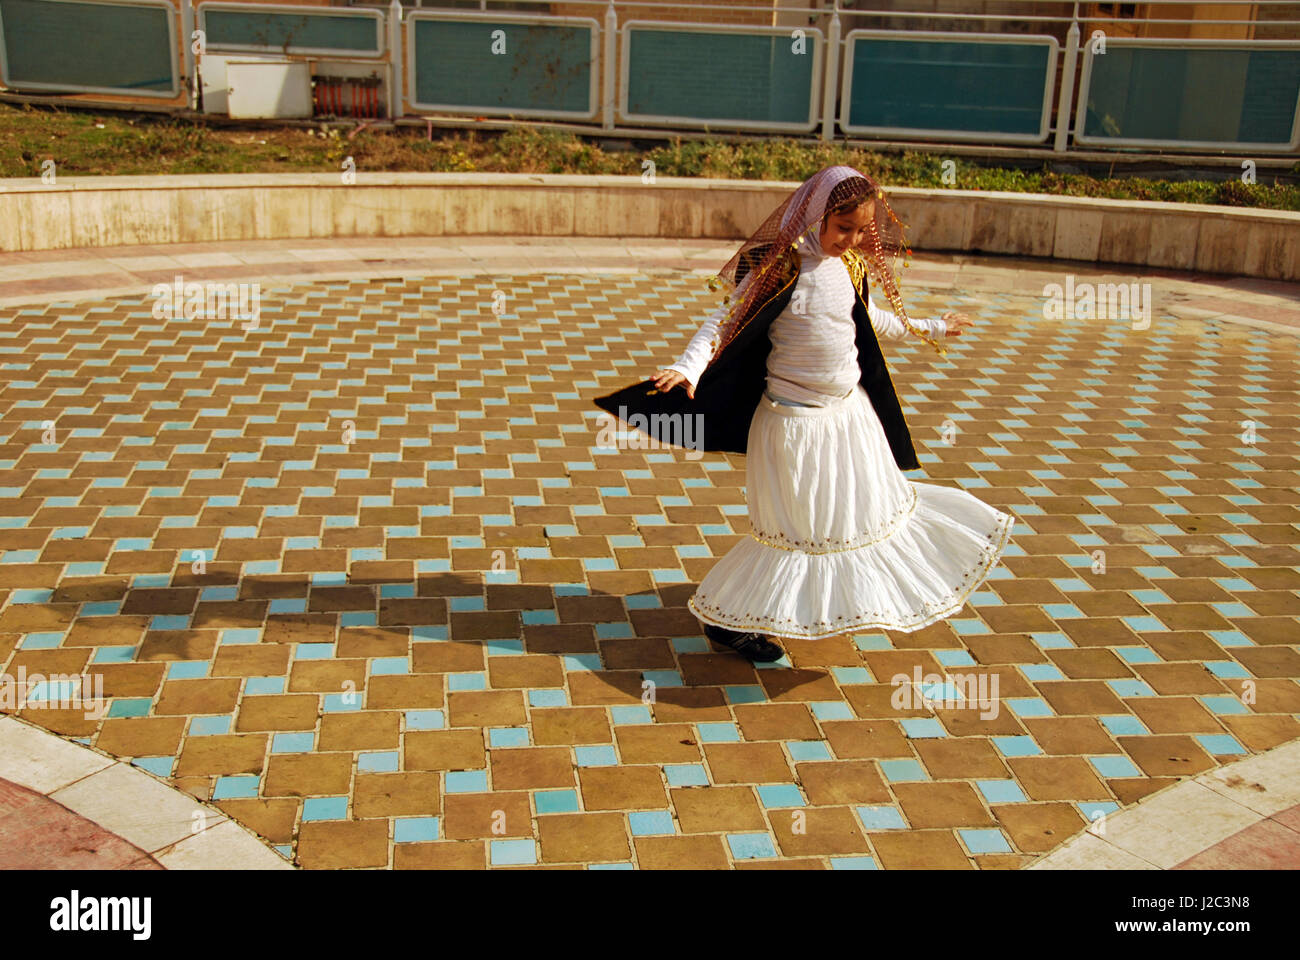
[
  {"xmin": 941, "ymin": 311, "xmax": 974, "ymax": 337},
  {"xmin": 650, "ymin": 368, "xmax": 694, "ymax": 399}
]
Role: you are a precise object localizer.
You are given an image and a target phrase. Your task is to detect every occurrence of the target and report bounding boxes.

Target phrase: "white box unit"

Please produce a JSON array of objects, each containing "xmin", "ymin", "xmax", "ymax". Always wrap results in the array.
[{"xmin": 225, "ymin": 59, "xmax": 312, "ymax": 119}]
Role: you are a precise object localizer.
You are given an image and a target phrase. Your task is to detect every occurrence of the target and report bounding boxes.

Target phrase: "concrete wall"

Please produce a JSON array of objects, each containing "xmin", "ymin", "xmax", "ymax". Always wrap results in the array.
[{"xmin": 1, "ymin": 172, "xmax": 1296, "ymax": 280}]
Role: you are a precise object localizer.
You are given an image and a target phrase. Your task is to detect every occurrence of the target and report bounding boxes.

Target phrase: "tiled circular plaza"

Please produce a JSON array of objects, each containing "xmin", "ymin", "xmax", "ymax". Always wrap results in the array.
[{"xmin": 0, "ymin": 238, "xmax": 1297, "ymax": 869}]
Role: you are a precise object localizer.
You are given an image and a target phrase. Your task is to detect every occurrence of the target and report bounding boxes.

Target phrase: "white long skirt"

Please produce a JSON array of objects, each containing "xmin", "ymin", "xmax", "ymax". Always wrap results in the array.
[{"xmin": 687, "ymin": 384, "xmax": 1016, "ymax": 640}]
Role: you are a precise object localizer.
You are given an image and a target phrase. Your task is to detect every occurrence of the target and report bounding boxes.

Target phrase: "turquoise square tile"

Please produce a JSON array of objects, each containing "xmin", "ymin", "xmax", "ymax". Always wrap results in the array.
[
  {"xmin": 528, "ymin": 690, "xmax": 568, "ymax": 707},
  {"xmin": 1019, "ymin": 663, "xmax": 1065, "ymax": 682},
  {"xmin": 534, "ymin": 789, "xmax": 580, "ymax": 815},
  {"xmin": 446, "ymin": 771, "xmax": 489, "ymax": 793},
  {"xmin": 959, "ymin": 829, "xmax": 1011, "ymax": 854},
  {"xmin": 106, "ymin": 698, "xmax": 152, "ymax": 718},
  {"xmin": 1030, "ymin": 632, "xmax": 1073, "ymax": 649},
  {"xmin": 19, "ymin": 633, "xmax": 64, "ymax": 650},
  {"xmin": 1078, "ymin": 801, "xmax": 1120, "ymax": 823},
  {"xmin": 610, "ymin": 705, "xmax": 652, "ymax": 724},
  {"xmin": 295, "ymin": 643, "xmax": 335, "ymax": 660},
  {"xmin": 489, "ymin": 727, "xmax": 530, "ymax": 748},
  {"xmin": 358, "ymin": 751, "xmax": 400, "ymax": 773},
  {"xmin": 1107, "ymin": 679, "xmax": 1155, "ymax": 697},
  {"xmin": 976, "ymin": 780, "xmax": 1027, "ymax": 804},
  {"xmin": 131, "ymin": 757, "xmax": 174, "ymax": 778},
  {"xmin": 786, "ymin": 740, "xmax": 831, "ymax": 762},
  {"xmin": 900, "ymin": 717, "xmax": 948, "ymax": 738},
  {"xmin": 1122, "ymin": 616, "xmax": 1167, "ymax": 633},
  {"xmin": 641, "ymin": 670, "xmax": 681, "ymax": 688},
  {"xmin": 756, "ymin": 784, "xmax": 804, "ymax": 808},
  {"xmin": 370, "ymin": 657, "xmax": 409, "ymax": 676},
  {"xmin": 395, "ymin": 817, "xmax": 439, "ymax": 843},
  {"xmin": 1089, "ymin": 755, "xmax": 1142, "ymax": 778},
  {"xmin": 724, "ymin": 685, "xmax": 766, "ymax": 704},
  {"xmin": 1198, "ymin": 695, "xmax": 1249, "ymax": 716},
  {"xmin": 189, "ymin": 716, "xmax": 231, "ymax": 736},
  {"xmin": 302, "ymin": 797, "xmax": 348, "ymax": 821},
  {"xmin": 1196, "ymin": 734, "xmax": 1246, "ymax": 755},
  {"xmin": 878, "ymin": 759, "xmax": 929, "ymax": 782},
  {"xmin": 664, "ymin": 764, "xmax": 709, "ymax": 787},
  {"xmin": 272, "ymin": 732, "xmax": 314, "ymax": 753},
  {"xmin": 1005, "ymin": 698, "xmax": 1054, "ymax": 718},
  {"xmin": 671, "ymin": 637, "xmax": 709, "ymax": 654},
  {"xmin": 448, "ymin": 673, "xmax": 486, "ymax": 691},
  {"xmin": 857, "ymin": 803, "xmax": 910, "ymax": 831},
  {"xmin": 406, "ymin": 709, "xmax": 444, "ymax": 730},
  {"xmin": 1206, "ymin": 660, "xmax": 1252, "ymax": 679},
  {"xmin": 166, "ymin": 661, "xmax": 208, "ymax": 680},
  {"xmin": 245, "ymin": 677, "xmax": 285, "ymax": 696},
  {"xmin": 809, "ymin": 701, "xmax": 854, "ymax": 721},
  {"xmin": 1099, "ymin": 714, "xmax": 1148, "ymax": 736},
  {"xmin": 992, "ymin": 736, "xmax": 1041, "ymax": 757},
  {"xmin": 628, "ymin": 810, "xmax": 675, "ymax": 836},
  {"xmin": 830, "ymin": 856, "xmax": 878, "ymax": 870},
  {"xmin": 696, "ymin": 722, "xmax": 740, "ymax": 743},
  {"xmin": 562, "ymin": 654, "xmax": 602, "ymax": 673},
  {"xmin": 490, "ymin": 839, "xmax": 536, "ymax": 866},
  {"xmin": 575, "ymin": 746, "xmax": 617, "ymax": 767},
  {"xmin": 1209, "ymin": 630, "xmax": 1253, "ymax": 647},
  {"xmin": 212, "ymin": 775, "xmax": 260, "ymax": 800},
  {"xmin": 726, "ymin": 833, "xmax": 776, "ymax": 860}
]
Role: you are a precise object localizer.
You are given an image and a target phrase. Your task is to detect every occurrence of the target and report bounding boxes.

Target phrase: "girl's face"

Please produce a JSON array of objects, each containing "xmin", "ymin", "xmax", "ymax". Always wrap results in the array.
[{"xmin": 818, "ymin": 199, "xmax": 875, "ymax": 258}]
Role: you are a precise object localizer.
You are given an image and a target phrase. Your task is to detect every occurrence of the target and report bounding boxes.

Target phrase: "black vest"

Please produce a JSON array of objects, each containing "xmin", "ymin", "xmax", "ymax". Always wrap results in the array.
[{"xmin": 592, "ymin": 250, "xmax": 921, "ymax": 472}]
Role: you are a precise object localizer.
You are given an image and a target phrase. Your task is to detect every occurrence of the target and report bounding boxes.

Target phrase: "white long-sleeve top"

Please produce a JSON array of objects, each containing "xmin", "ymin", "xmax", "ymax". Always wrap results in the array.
[{"xmin": 666, "ymin": 253, "xmax": 947, "ymax": 405}]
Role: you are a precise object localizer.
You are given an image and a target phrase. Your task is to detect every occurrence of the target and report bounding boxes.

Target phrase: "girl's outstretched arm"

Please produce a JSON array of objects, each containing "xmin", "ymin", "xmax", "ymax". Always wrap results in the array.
[
  {"xmin": 662, "ymin": 297, "xmax": 727, "ymax": 388},
  {"xmin": 867, "ymin": 292, "xmax": 976, "ymax": 341},
  {"xmin": 867, "ymin": 292, "xmax": 948, "ymax": 340}
]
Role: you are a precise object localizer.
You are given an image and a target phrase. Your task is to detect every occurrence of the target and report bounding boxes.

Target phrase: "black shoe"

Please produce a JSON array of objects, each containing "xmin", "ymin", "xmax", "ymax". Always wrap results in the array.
[{"xmin": 704, "ymin": 624, "xmax": 785, "ymax": 663}]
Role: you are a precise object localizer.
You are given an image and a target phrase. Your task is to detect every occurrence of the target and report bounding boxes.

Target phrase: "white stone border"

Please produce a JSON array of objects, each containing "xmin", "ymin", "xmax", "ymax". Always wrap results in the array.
[
  {"xmin": 1, "ymin": 173, "xmax": 1296, "ymax": 281},
  {"xmin": 0, "ymin": 716, "xmax": 293, "ymax": 870},
  {"xmin": 1028, "ymin": 738, "xmax": 1300, "ymax": 870}
]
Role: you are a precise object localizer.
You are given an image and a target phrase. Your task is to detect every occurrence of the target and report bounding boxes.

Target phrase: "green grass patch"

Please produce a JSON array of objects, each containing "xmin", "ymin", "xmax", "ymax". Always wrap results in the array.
[{"xmin": 2, "ymin": 104, "xmax": 1296, "ymax": 210}]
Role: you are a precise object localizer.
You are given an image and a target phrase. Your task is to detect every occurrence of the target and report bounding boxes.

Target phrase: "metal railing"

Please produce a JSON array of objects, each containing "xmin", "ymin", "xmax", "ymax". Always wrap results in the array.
[{"xmin": 1, "ymin": 0, "xmax": 1297, "ymax": 155}]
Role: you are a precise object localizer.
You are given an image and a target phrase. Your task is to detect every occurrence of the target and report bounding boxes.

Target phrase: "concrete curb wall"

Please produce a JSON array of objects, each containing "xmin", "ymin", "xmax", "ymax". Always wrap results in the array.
[{"xmin": 1, "ymin": 173, "xmax": 1297, "ymax": 281}]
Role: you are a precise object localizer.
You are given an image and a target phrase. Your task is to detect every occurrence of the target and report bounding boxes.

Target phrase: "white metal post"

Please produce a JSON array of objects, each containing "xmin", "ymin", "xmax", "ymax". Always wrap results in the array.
[
  {"xmin": 1054, "ymin": 12, "xmax": 1080, "ymax": 153},
  {"xmin": 603, "ymin": 2, "xmax": 617, "ymax": 131},
  {"xmin": 821, "ymin": 3, "xmax": 840, "ymax": 141},
  {"xmin": 388, "ymin": 0, "xmax": 402, "ymax": 120},
  {"xmin": 181, "ymin": 0, "xmax": 196, "ymax": 110}
]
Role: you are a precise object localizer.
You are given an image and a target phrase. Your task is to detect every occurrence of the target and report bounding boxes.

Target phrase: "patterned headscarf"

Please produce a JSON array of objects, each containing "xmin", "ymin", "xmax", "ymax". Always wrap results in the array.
[{"xmin": 704, "ymin": 165, "xmax": 946, "ymax": 365}]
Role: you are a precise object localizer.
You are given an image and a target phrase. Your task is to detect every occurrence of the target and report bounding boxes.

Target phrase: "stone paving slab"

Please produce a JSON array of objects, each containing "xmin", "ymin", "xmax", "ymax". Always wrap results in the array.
[
  {"xmin": 0, "ymin": 238, "xmax": 1296, "ymax": 869},
  {"xmin": 1032, "ymin": 739, "xmax": 1300, "ymax": 869},
  {"xmin": 0, "ymin": 716, "xmax": 292, "ymax": 869}
]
